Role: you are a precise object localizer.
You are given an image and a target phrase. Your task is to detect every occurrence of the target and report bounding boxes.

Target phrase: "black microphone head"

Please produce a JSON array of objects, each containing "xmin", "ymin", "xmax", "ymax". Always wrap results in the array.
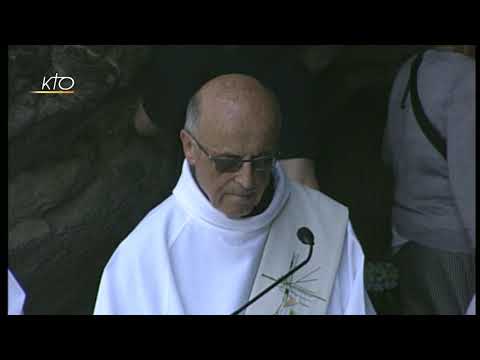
[{"xmin": 297, "ymin": 227, "xmax": 314, "ymax": 246}]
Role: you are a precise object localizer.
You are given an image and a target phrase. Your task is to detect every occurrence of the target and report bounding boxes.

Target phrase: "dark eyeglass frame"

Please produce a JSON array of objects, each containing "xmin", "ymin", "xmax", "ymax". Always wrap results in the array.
[{"xmin": 184, "ymin": 129, "xmax": 277, "ymax": 173}]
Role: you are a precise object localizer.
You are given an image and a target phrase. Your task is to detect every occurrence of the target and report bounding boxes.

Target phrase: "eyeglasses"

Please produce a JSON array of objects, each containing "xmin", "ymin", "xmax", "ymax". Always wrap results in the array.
[{"xmin": 185, "ymin": 129, "xmax": 277, "ymax": 174}]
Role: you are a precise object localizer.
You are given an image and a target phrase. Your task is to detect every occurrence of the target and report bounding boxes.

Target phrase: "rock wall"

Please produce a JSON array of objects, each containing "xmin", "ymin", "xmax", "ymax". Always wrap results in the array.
[{"xmin": 8, "ymin": 45, "xmax": 183, "ymax": 314}]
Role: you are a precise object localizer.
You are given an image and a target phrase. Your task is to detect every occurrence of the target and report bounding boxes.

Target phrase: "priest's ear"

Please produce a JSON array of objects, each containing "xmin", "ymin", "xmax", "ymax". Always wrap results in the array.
[{"xmin": 180, "ymin": 129, "xmax": 197, "ymax": 166}]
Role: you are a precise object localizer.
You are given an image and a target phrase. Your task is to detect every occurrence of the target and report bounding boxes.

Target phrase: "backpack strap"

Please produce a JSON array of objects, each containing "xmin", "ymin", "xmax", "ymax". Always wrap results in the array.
[{"xmin": 401, "ymin": 51, "xmax": 447, "ymax": 160}]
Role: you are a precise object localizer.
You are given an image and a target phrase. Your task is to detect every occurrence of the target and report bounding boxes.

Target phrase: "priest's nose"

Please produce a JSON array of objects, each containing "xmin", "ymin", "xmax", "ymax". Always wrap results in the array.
[{"xmin": 235, "ymin": 162, "xmax": 255, "ymax": 189}]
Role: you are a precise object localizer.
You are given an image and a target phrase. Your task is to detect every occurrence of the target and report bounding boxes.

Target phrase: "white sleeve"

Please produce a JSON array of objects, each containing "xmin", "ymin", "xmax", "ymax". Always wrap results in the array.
[
  {"xmin": 326, "ymin": 221, "xmax": 376, "ymax": 315},
  {"xmin": 465, "ymin": 294, "xmax": 476, "ymax": 315},
  {"xmin": 93, "ymin": 262, "xmax": 127, "ymax": 315},
  {"xmin": 93, "ymin": 249, "xmax": 143, "ymax": 315},
  {"xmin": 93, "ymin": 252, "xmax": 124, "ymax": 315},
  {"xmin": 93, "ymin": 272, "xmax": 114, "ymax": 315},
  {"xmin": 8, "ymin": 269, "xmax": 26, "ymax": 315}
]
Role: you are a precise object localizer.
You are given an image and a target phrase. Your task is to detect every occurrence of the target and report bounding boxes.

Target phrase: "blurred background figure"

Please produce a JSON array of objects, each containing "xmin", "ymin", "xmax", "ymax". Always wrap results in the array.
[
  {"xmin": 382, "ymin": 45, "xmax": 475, "ymax": 314},
  {"xmin": 8, "ymin": 268, "xmax": 26, "ymax": 315}
]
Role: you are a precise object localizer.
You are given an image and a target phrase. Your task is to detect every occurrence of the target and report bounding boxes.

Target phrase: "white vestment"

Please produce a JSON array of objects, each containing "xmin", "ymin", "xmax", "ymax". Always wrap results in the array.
[
  {"xmin": 8, "ymin": 269, "xmax": 25, "ymax": 315},
  {"xmin": 465, "ymin": 295, "xmax": 476, "ymax": 315},
  {"xmin": 94, "ymin": 160, "xmax": 375, "ymax": 315}
]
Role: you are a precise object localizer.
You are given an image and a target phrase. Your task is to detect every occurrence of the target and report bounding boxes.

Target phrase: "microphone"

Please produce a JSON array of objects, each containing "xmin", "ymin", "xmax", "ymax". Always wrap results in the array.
[{"xmin": 231, "ymin": 227, "xmax": 315, "ymax": 315}]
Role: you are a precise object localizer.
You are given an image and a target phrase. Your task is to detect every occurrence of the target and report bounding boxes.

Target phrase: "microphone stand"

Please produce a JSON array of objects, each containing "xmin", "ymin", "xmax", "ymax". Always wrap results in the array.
[{"xmin": 231, "ymin": 235, "xmax": 314, "ymax": 315}]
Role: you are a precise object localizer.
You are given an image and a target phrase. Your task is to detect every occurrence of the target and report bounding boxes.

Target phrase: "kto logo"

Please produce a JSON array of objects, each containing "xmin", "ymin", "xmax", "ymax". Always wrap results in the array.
[{"xmin": 30, "ymin": 73, "xmax": 75, "ymax": 94}]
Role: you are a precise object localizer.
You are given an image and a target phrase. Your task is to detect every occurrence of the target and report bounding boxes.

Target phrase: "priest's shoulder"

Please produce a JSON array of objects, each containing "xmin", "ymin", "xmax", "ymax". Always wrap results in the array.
[
  {"xmin": 141, "ymin": 194, "xmax": 189, "ymax": 226},
  {"xmin": 288, "ymin": 181, "xmax": 348, "ymax": 214},
  {"xmin": 110, "ymin": 195, "xmax": 188, "ymax": 255}
]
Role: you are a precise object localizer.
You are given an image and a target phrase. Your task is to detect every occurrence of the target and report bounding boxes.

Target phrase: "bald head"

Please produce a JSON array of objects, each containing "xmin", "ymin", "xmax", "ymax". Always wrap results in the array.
[
  {"xmin": 185, "ymin": 74, "xmax": 282, "ymax": 145},
  {"xmin": 180, "ymin": 74, "xmax": 282, "ymax": 218},
  {"xmin": 199, "ymin": 73, "xmax": 274, "ymax": 104}
]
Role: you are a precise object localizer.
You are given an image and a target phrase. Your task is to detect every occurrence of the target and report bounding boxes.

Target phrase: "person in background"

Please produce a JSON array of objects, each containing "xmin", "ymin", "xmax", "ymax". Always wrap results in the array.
[{"xmin": 382, "ymin": 45, "xmax": 475, "ymax": 314}]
